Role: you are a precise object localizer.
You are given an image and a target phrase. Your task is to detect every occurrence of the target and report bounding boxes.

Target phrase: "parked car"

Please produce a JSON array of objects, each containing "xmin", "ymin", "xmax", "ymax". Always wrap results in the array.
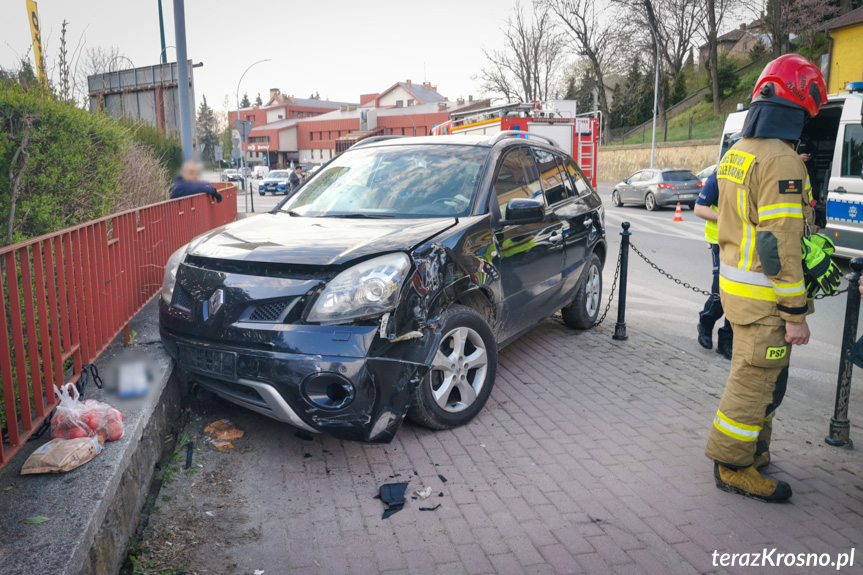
[
  {"xmin": 258, "ymin": 170, "xmax": 292, "ymax": 195},
  {"xmin": 253, "ymin": 165, "xmax": 270, "ymax": 179},
  {"xmin": 222, "ymin": 169, "xmax": 241, "ymax": 182},
  {"xmin": 611, "ymin": 168, "xmax": 704, "ymax": 211},
  {"xmin": 160, "ymin": 133, "xmax": 607, "ymax": 443},
  {"xmin": 696, "ymin": 164, "xmax": 716, "ymax": 183}
]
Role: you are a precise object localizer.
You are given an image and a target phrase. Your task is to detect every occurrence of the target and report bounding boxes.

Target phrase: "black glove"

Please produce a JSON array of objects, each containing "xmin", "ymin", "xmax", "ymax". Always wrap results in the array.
[{"xmin": 211, "ymin": 190, "xmax": 223, "ymax": 203}]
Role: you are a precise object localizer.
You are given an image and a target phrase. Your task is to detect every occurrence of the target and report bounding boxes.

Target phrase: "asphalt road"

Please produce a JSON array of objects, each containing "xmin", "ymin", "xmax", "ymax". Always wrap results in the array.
[{"xmin": 594, "ymin": 182, "xmax": 859, "ymax": 414}]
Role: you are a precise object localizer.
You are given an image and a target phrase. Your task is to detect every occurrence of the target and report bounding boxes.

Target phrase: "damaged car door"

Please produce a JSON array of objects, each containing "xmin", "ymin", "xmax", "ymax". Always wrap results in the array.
[{"xmin": 491, "ymin": 146, "xmax": 567, "ymax": 341}]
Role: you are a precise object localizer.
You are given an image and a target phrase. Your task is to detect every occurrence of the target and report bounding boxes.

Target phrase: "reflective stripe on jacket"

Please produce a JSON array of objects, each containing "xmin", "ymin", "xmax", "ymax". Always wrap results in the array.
[
  {"xmin": 716, "ymin": 138, "xmax": 814, "ymax": 325},
  {"xmin": 705, "ymin": 206, "xmax": 719, "ymax": 244}
]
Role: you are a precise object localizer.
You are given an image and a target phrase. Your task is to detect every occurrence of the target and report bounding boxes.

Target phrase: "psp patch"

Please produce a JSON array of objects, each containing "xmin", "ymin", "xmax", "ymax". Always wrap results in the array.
[
  {"xmin": 765, "ymin": 346, "xmax": 787, "ymax": 360},
  {"xmin": 779, "ymin": 179, "xmax": 803, "ymax": 195}
]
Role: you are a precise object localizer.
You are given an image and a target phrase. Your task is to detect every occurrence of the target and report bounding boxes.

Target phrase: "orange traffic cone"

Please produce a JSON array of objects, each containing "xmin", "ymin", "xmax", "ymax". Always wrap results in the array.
[{"xmin": 673, "ymin": 203, "xmax": 684, "ymax": 222}]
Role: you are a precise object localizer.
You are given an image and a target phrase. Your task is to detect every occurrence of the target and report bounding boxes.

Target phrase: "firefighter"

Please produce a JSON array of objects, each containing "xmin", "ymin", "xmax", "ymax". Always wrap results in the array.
[{"xmin": 705, "ymin": 54, "xmax": 838, "ymax": 502}]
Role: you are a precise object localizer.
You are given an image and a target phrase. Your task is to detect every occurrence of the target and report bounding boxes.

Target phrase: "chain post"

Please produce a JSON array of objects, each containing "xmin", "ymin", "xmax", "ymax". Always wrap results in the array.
[
  {"xmin": 613, "ymin": 222, "xmax": 631, "ymax": 341},
  {"xmin": 826, "ymin": 257, "xmax": 863, "ymax": 448}
]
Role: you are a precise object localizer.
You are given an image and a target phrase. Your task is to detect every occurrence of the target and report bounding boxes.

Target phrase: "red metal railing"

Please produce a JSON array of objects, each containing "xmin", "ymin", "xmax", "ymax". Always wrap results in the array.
[{"xmin": 0, "ymin": 184, "xmax": 237, "ymax": 467}]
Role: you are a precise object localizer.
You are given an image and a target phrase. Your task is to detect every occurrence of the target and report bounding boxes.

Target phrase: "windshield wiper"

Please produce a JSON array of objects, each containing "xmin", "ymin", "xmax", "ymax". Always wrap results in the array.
[
  {"xmin": 283, "ymin": 210, "xmax": 303, "ymax": 217},
  {"xmin": 331, "ymin": 213, "xmax": 395, "ymax": 219}
]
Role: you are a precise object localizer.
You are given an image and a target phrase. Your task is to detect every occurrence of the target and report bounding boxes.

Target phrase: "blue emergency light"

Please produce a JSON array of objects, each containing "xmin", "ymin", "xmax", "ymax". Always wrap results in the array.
[{"xmin": 845, "ymin": 81, "xmax": 863, "ymax": 94}]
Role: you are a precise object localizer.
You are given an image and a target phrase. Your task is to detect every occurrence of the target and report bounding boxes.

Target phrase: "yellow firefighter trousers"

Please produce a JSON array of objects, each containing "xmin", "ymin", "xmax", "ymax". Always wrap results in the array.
[{"xmin": 705, "ymin": 317, "xmax": 791, "ymax": 468}]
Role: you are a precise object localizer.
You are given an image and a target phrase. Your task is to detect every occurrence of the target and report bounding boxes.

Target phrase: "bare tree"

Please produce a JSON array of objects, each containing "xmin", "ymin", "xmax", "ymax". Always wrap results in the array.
[
  {"xmin": 758, "ymin": 0, "xmax": 839, "ymax": 57},
  {"xmin": 477, "ymin": 2, "xmax": 568, "ymax": 103},
  {"xmin": 542, "ymin": 0, "xmax": 623, "ymax": 140},
  {"xmin": 76, "ymin": 45, "xmax": 128, "ymax": 104},
  {"xmin": 697, "ymin": 0, "xmax": 741, "ymax": 115}
]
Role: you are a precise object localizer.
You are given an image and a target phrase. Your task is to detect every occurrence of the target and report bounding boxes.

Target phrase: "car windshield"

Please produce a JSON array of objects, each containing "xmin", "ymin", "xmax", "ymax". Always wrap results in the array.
[
  {"xmin": 662, "ymin": 170, "xmax": 699, "ymax": 182},
  {"xmin": 268, "ymin": 171, "xmax": 290, "ymax": 179},
  {"xmin": 280, "ymin": 144, "xmax": 488, "ymax": 218}
]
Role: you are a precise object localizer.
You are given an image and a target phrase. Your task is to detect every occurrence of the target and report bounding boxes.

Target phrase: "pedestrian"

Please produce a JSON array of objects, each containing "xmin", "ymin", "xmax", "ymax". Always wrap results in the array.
[
  {"xmin": 706, "ymin": 54, "xmax": 839, "ymax": 502},
  {"xmin": 170, "ymin": 161, "xmax": 223, "ymax": 202},
  {"xmin": 289, "ymin": 165, "xmax": 304, "ymax": 193},
  {"xmin": 694, "ymin": 170, "xmax": 733, "ymax": 360}
]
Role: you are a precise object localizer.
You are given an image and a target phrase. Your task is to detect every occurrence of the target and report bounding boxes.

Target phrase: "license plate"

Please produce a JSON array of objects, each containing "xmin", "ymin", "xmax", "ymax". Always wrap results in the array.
[{"xmin": 178, "ymin": 344, "xmax": 237, "ymax": 379}]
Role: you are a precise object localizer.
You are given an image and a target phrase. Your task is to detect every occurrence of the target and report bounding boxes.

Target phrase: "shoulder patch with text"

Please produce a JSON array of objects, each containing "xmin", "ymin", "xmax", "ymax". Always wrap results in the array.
[
  {"xmin": 717, "ymin": 150, "xmax": 756, "ymax": 184},
  {"xmin": 778, "ymin": 179, "xmax": 803, "ymax": 195}
]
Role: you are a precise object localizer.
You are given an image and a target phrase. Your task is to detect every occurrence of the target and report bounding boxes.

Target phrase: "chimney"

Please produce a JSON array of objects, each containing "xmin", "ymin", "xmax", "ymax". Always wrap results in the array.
[
  {"xmin": 431, "ymin": 85, "xmax": 437, "ymax": 92},
  {"xmin": 269, "ymin": 88, "xmax": 280, "ymax": 100},
  {"xmin": 739, "ymin": 23, "xmax": 745, "ymax": 30},
  {"xmin": 287, "ymin": 95, "xmax": 294, "ymax": 104},
  {"xmin": 437, "ymin": 102, "xmax": 448, "ymax": 110},
  {"xmin": 340, "ymin": 105, "xmax": 347, "ymax": 112},
  {"xmin": 423, "ymin": 81, "xmax": 431, "ymax": 89},
  {"xmin": 406, "ymin": 79, "xmax": 412, "ymax": 87},
  {"xmin": 457, "ymin": 97, "xmax": 465, "ymax": 105},
  {"xmin": 469, "ymin": 95, "xmax": 473, "ymax": 102}
]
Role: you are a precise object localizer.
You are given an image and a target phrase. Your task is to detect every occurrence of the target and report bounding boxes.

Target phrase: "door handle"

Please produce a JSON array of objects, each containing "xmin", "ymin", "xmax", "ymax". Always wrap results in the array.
[
  {"xmin": 549, "ymin": 232, "xmax": 564, "ymax": 243},
  {"xmin": 583, "ymin": 218, "xmax": 594, "ymax": 228},
  {"xmin": 833, "ymin": 187, "xmax": 847, "ymax": 193}
]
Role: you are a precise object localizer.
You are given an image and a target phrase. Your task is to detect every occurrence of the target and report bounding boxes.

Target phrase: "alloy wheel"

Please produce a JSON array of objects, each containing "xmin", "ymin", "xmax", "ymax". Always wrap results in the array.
[
  {"xmin": 429, "ymin": 326, "xmax": 488, "ymax": 413},
  {"xmin": 645, "ymin": 193, "xmax": 656, "ymax": 211},
  {"xmin": 584, "ymin": 264, "xmax": 601, "ymax": 316}
]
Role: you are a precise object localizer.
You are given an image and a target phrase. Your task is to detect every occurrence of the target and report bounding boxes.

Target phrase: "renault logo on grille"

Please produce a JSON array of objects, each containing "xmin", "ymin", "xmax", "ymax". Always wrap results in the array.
[{"xmin": 203, "ymin": 289, "xmax": 224, "ymax": 322}]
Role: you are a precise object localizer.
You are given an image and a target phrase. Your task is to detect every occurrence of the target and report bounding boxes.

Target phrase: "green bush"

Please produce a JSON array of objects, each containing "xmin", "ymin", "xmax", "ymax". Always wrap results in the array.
[
  {"xmin": 119, "ymin": 118, "xmax": 183, "ymax": 178},
  {"xmin": 704, "ymin": 53, "xmax": 740, "ymax": 103}
]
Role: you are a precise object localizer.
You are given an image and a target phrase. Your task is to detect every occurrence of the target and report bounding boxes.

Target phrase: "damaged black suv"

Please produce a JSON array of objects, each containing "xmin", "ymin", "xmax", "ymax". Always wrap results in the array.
[{"xmin": 159, "ymin": 133, "xmax": 606, "ymax": 442}]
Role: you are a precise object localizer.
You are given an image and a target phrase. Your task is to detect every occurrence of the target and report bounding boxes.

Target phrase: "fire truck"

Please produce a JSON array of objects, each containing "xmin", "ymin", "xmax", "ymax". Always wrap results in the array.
[{"xmin": 431, "ymin": 101, "xmax": 601, "ymax": 187}]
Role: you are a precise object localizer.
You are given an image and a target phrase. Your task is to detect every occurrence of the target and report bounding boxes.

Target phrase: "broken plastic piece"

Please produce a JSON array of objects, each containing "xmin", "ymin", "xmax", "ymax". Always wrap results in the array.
[
  {"xmin": 375, "ymin": 482, "xmax": 409, "ymax": 519},
  {"xmin": 438, "ymin": 474, "xmax": 448, "ymax": 483},
  {"xmin": 415, "ymin": 486, "xmax": 432, "ymax": 499},
  {"xmin": 419, "ymin": 504, "xmax": 442, "ymax": 511}
]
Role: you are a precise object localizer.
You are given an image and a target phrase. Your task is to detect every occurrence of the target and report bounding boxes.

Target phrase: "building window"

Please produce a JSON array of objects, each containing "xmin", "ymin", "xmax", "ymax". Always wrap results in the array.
[
  {"xmin": 407, "ymin": 99, "xmax": 415, "ymax": 107},
  {"xmin": 297, "ymin": 112, "xmax": 303, "ymax": 118},
  {"xmin": 396, "ymin": 100, "xmax": 404, "ymax": 108},
  {"xmin": 328, "ymin": 131, "xmax": 332, "ymax": 140},
  {"xmin": 401, "ymin": 128, "xmax": 405, "ymax": 136},
  {"xmin": 310, "ymin": 132, "xmax": 313, "ymax": 141}
]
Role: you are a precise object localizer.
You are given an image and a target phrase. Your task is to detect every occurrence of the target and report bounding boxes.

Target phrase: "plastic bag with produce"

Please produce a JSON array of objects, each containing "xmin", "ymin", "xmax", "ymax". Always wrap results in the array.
[{"xmin": 50, "ymin": 384, "xmax": 124, "ymax": 443}]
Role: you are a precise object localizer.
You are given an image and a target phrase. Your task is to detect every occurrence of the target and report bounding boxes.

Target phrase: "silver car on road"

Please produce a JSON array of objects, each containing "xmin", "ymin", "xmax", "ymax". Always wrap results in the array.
[{"xmin": 611, "ymin": 168, "xmax": 704, "ymax": 211}]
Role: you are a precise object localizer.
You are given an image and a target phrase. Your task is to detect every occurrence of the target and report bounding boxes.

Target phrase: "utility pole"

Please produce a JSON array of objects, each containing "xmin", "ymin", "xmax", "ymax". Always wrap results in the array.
[
  {"xmin": 649, "ymin": 20, "xmax": 660, "ymax": 169},
  {"xmin": 158, "ymin": 0, "xmax": 167, "ymax": 64},
  {"xmin": 173, "ymin": 0, "xmax": 194, "ymax": 162}
]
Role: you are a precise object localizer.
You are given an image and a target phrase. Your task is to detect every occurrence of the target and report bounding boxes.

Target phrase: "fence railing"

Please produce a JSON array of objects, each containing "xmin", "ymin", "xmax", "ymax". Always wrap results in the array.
[{"xmin": 0, "ymin": 183, "xmax": 237, "ymax": 467}]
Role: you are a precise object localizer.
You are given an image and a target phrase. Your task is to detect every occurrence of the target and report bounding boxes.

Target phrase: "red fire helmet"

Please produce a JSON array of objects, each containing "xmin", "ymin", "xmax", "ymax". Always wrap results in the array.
[{"xmin": 751, "ymin": 54, "xmax": 827, "ymax": 118}]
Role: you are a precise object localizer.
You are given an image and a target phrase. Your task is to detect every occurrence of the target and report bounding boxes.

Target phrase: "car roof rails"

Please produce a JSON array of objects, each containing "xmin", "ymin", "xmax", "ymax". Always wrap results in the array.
[
  {"xmin": 488, "ymin": 130, "xmax": 560, "ymax": 149},
  {"xmin": 350, "ymin": 135, "xmax": 407, "ymax": 149}
]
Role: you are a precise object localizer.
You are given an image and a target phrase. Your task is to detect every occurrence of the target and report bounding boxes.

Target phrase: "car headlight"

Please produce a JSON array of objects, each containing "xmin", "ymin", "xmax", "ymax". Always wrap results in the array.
[
  {"xmin": 161, "ymin": 245, "xmax": 188, "ymax": 303},
  {"xmin": 306, "ymin": 253, "xmax": 411, "ymax": 324}
]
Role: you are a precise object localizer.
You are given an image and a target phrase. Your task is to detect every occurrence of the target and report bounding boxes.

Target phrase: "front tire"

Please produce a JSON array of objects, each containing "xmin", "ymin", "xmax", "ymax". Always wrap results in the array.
[
  {"xmin": 562, "ymin": 253, "xmax": 603, "ymax": 329},
  {"xmin": 645, "ymin": 192, "xmax": 658, "ymax": 211},
  {"xmin": 408, "ymin": 305, "xmax": 497, "ymax": 430},
  {"xmin": 611, "ymin": 190, "xmax": 622, "ymax": 207}
]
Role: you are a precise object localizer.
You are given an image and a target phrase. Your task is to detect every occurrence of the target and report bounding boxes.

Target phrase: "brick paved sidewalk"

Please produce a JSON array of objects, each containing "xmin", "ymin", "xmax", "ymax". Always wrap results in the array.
[{"xmin": 138, "ymin": 317, "xmax": 863, "ymax": 575}]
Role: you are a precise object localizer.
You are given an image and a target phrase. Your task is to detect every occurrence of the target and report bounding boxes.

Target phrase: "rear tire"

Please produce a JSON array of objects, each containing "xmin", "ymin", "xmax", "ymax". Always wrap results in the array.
[
  {"xmin": 645, "ymin": 192, "xmax": 658, "ymax": 211},
  {"xmin": 562, "ymin": 253, "xmax": 603, "ymax": 329},
  {"xmin": 611, "ymin": 190, "xmax": 622, "ymax": 207},
  {"xmin": 407, "ymin": 305, "xmax": 497, "ymax": 430}
]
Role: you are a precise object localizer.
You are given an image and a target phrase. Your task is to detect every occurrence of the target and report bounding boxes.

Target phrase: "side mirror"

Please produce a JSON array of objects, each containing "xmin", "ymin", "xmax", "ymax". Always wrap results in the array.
[
  {"xmin": 502, "ymin": 198, "xmax": 545, "ymax": 225},
  {"xmin": 623, "ymin": 178, "xmax": 629, "ymax": 184}
]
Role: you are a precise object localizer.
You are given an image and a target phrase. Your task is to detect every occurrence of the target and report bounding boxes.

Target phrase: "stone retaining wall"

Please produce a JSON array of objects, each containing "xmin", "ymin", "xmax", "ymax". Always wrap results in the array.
[{"xmin": 598, "ymin": 138, "xmax": 720, "ymax": 183}]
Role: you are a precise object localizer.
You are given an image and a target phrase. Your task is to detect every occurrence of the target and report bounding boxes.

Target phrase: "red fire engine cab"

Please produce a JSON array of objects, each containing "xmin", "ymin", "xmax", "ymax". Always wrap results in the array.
[{"xmin": 431, "ymin": 101, "xmax": 600, "ymax": 187}]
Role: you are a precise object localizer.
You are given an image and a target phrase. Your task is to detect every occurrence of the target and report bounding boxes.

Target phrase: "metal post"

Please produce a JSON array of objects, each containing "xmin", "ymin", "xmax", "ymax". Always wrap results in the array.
[
  {"xmin": 158, "ymin": 0, "xmax": 167, "ymax": 64},
  {"xmin": 649, "ymin": 28, "xmax": 660, "ymax": 169},
  {"xmin": 172, "ymin": 0, "xmax": 194, "ymax": 162},
  {"xmin": 826, "ymin": 257, "xmax": 863, "ymax": 447},
  {"xmin": 613, "ymin": 222, "xmax": 631, "ymax": 341},
  {"xmin": 688, "ymin": 117, "xmax": 693, "ymax": 140}
]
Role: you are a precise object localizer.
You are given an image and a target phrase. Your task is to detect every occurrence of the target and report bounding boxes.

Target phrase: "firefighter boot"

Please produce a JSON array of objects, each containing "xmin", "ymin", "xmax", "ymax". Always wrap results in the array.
[
  {"xmin": 714, "ymin": 462, "xmax": 791, "ymax": 502},
  {"xmin": 753, "ymin": 452, "xmax": 771, "ymax": 469}
]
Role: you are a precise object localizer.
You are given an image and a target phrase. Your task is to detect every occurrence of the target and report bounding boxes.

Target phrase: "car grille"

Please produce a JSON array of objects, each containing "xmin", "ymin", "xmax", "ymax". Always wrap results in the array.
[
  {"xmin": 177, "ymin": 344, "xmax": 237, "ymax": 379},
  {"xmin": 249, "ymin": 300, "xmax": 290, "ymax": 322},
  {"xmin": 173, "ymin": 285, "xmax": 194, "ymax": 311}
]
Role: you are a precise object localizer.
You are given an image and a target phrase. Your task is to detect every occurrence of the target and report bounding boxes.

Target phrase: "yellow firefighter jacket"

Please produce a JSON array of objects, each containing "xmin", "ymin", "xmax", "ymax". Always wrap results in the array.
[{"xmin": 716, "ymin": 138, "xmax": 815, "ymax": 325}]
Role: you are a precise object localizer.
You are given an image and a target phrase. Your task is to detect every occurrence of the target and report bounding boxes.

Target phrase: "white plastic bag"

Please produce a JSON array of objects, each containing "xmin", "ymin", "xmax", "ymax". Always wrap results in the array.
[{"xmin": 50, "ymin": 384, "xmax": 124, "ymax": 443}]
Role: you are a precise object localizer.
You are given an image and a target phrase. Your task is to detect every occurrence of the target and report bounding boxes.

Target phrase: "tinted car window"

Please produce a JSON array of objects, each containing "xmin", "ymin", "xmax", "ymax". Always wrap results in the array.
[
  {"xmin": 627, "ymin": 171, "xmax": 643, "ymax": 183},
  {"xmin": 842, "ymin": 124, "xmax": 863, "ymax": 178},
  {"xmin": 533, "ymin": 148, "xmax": 568, "ymax": 205},
  {"xmin": 558, "ymin": 155, "xmax": 591, "ymax": 198},
  {"xmin": 662, "ymin": 170, "xmax": 700, "ymax": 182},
  {"xmin": 494, "ymin": 147, "xmax": 544, "ymax": 208}
]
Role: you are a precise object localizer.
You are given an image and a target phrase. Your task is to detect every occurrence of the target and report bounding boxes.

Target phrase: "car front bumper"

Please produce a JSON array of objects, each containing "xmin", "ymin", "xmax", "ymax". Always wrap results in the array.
[
  {"xmin": 160, "ymin": 300, "xmax": 435, "ymax": 443},
  {"xmin": 260, "ymin": 183, "xmax": 288, "ymax": 193}
]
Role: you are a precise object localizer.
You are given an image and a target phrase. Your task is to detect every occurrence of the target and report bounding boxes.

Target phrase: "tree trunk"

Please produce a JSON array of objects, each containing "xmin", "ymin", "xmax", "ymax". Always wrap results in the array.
[
  {"xmin": 706, "ymin": 0, "xmax": 721, "ymax": 116},
  {"xmin": 590, "ymin": 59, "xmax": 611, "ymax": 144},
  {"xmin": 6, "ymin": 116, "xmax": 36, "ymax": 245}
]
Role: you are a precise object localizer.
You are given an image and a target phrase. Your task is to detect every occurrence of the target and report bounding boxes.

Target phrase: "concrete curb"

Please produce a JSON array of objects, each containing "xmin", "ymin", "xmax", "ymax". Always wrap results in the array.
[{"xmin": 0, "ymin": 300, "xmax": 186, "ymax": 575}]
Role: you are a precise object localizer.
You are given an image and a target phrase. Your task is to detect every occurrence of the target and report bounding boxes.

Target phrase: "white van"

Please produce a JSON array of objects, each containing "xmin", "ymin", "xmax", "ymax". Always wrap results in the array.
[
  {"xmin": 253, "ymin": 165, "xmax": 270, "ymax": 179},
  {"xmin": 718, "ymin": 84, "xmax": 863, "ymax": 258}
]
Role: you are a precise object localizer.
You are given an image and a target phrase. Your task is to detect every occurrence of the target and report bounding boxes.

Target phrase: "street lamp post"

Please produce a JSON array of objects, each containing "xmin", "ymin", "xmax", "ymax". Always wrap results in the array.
[
  {"xmin": 235, "ymin": 59, "xmax": 271, "ymax": 213},
  {"xmin": 173, "ymin": 0, "xmax": 194, "ymax": 162},
  {"xmin": 648, "ymin": 23, "xmax": 660, "ymax": 169}
]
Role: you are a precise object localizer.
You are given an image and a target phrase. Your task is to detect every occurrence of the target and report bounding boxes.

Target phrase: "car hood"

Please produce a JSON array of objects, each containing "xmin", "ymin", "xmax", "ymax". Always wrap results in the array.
[
  {"xmin": 262, "ymin": 178, "xmax": 287, "ymax": 183},
  {"xmin": 188, "ymin": 213, "xmax": 457, "ymax": 266}
]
